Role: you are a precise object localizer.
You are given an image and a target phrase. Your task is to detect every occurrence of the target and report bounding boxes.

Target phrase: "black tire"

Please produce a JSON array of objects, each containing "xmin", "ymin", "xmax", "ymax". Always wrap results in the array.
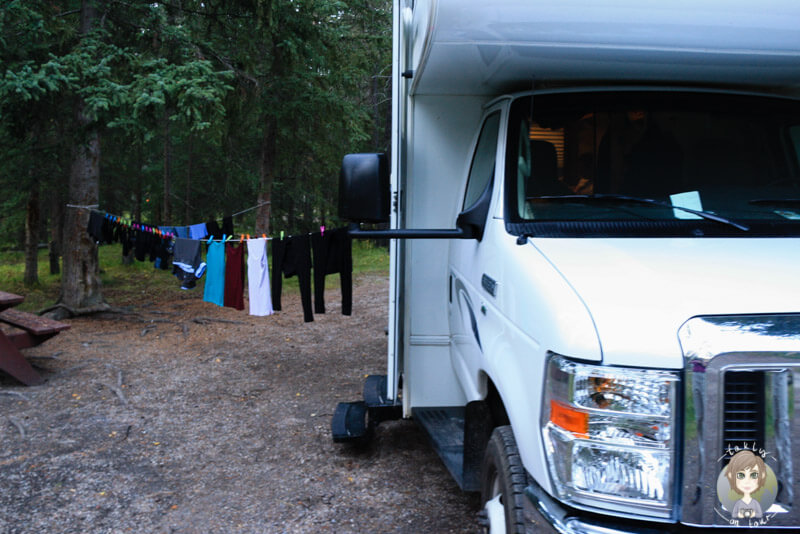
[{"xmin": 480, "ymin": 425, "xmax": 528, "ymax": 533}]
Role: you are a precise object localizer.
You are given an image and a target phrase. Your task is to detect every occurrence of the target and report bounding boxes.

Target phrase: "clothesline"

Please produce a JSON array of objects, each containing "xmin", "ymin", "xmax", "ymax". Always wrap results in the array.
[
  {"xmin": 87, "ymin": 209, "xmax": 353, "ymax": 323},
  {"xmin": 69, "ymin": 199, "xmax": 272, "ymax": 234},
  {"xmin": 232, "ymin": 201, "xmax": 270, "ymax": 217}
]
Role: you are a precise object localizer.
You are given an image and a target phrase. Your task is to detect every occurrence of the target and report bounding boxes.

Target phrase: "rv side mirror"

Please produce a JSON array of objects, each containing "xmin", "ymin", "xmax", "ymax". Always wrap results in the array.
[
  {"xmin": 454, "ymin": 177, "xmax": 493, "ymax": 241},
  {"xmin": 339, "ymin": 153, "xmax": 390, "ymax": 223}
]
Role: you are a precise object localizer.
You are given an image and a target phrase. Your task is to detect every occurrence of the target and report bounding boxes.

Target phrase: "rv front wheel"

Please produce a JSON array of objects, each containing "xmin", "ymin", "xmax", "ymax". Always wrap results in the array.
[{"xmin": 480, "ymin": 426, "xmax": 527, "ymax": 534}]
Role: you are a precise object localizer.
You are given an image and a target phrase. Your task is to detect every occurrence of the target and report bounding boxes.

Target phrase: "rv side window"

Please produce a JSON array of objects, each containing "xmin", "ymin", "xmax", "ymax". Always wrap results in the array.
[{"xmin": 463, "ymin": 112, "xmax": 500, "ymax": 209}]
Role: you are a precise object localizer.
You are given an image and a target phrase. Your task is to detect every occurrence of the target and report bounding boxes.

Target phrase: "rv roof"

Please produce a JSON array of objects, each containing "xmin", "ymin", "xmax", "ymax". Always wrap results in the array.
[{"xmin": 408, "ymin": 0, "xmax": 800, "ymax": 96}]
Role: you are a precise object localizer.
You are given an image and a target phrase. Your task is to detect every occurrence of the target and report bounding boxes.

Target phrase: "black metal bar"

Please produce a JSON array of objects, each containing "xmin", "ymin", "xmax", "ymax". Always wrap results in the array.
[{"xmin": 347, "ymin": 223, "xmax": 471, "ymax": 239}]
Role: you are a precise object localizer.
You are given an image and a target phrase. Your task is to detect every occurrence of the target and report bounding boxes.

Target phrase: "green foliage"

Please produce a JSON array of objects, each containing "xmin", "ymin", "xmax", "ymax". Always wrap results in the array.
[
  {"xmin": 0, "ymin": 0, "xmax": 392, "ymax": 252},
  {"xmin": 126, "ymin": 57, "xmax": 233, "ymax": 132}
]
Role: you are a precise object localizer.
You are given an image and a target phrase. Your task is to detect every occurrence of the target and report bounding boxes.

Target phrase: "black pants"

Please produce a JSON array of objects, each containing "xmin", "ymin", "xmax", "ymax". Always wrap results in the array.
[
  {"xmin": 271, "ymin": 235, "xmax": 314, "ymax": 322},
  {"xmin": 311, "ymin": 228, "xmax": 352, "ymax": 316}
]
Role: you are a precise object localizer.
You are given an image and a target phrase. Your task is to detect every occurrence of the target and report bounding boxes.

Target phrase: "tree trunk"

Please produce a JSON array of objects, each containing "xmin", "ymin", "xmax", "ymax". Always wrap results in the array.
[
  {"xmin": 185, "ymin": 132, "xmax": 193, "ymax": 224},
  {"xmin": 372, "ymin": 64, "xmax": 380, "ymax": 151},
  {"xmin": 134, "ymin": 138, "xmax": 143, "ymax": 223},
  {"xmin": 23, "ymin": 182, "xmax": 40, "ymax": 287},
  {"xmin": 49, "ymin": 193, "xmax": 62, "ymax": 275},
  {"xmin": 254, "ymin": 118, "xmax": 276, "ymax": 235},
  {"xmin": 59, "ymin": 0, "xmax": 103, "ymax": 313},
  {"xmin": 162, "ymin": 106, "xmax": 172, "ymax": 225},
  {"xmin": 303, "ymin": 186, "xmax": 313, "ymax": 232},
  {"xmin": 124, "ymin": 139, "xmax": 143, "ymax": 266}
]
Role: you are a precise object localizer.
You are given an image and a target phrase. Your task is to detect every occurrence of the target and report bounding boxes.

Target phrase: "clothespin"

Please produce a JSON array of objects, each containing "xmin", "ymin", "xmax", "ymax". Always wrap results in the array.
[
  {"xmin": 280, "ymin": 231, "xmax": 285, "ymax": 240},
  {"xmin": 321, "ymin": 225, "xmax": 325, "ymax": 236},
  {"xmin": 239, "ymin": 234, "xmax": 244, "ymax": 243},
  {"xmin": 246, "ymin": 234, "xmax": 251, "ymax": 240},
  {"xmin": 207, "ymin": 235, "xmax": 214, "ymax": 244}
]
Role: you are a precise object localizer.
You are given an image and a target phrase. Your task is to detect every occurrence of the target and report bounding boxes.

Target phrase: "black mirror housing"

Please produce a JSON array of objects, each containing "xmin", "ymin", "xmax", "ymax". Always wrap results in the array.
[
  {"xmin": 455, "ymin": 177, "xmax": 493, "ymax": 241},
  {"xmin": 339, "ymin": 153, "xmax": 390, "ymax": 223}
]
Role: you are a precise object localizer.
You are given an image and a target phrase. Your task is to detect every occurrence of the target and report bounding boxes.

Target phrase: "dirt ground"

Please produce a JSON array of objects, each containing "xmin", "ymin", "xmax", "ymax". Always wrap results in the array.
[{"xmin": 0, "ymin": 272, "xmax": 482, "ymax": 533}]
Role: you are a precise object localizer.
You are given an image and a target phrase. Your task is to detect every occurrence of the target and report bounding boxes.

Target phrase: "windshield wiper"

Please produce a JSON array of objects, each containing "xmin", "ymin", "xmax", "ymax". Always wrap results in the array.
[
  {"xmin": 532, "ymin": 194, "xmax": 750, "ymax": 232},
  {"xmin": 749, "ymin": 199, "xmax": 800, "ymax": 207}
]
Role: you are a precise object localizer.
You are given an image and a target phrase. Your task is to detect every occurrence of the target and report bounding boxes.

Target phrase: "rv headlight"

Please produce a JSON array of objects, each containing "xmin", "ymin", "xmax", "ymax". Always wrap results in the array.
[{"xmin": 542, "ymin": 354, "xmax": 678, "ymax": 518}]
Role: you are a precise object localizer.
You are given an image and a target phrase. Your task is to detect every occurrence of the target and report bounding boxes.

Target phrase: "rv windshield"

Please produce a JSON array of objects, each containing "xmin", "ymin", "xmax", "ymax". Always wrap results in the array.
[{"xmin": 506, "ymin": 91, "xmax": 800, "ymax": 237}]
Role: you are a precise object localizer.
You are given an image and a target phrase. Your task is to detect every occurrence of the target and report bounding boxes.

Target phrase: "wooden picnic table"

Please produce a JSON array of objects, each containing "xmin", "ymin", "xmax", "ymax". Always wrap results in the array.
[{"xmin": 0, "ymin": 291, "xmax": 70, "ymax": 386}]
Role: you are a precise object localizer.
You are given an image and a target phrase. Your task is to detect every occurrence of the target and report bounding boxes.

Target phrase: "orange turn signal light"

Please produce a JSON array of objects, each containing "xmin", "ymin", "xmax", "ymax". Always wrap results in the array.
[{"xmin": 550, "ymin": 399, "xmax": 589, "ymax": 437}]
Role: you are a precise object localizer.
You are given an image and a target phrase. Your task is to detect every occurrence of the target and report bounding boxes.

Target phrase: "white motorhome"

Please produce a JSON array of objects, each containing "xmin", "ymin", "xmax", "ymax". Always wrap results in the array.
[{"xmin": 333, "ymin": 0, "xmax": 800, "ymax": 532}]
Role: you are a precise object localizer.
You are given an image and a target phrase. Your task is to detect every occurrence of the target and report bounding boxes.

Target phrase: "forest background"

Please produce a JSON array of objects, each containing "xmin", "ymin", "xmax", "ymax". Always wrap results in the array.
[{"xmin": 0, "ymin": 0, "xmax": 391, "ymax": 316}]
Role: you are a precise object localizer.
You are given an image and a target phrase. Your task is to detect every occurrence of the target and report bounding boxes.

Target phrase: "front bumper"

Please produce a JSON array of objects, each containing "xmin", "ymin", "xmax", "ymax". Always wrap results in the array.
[
  {"xmin": 523, "ymin": 479, "xmax": 790, "ymax": 534},
  {"xmin": 522, "ymin": 478, "xmax": 668, "ymax": 534}
]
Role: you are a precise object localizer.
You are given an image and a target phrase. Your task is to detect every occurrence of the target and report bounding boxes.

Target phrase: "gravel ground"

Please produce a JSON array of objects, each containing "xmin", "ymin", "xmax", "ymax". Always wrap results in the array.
[{"xmin": 0, "ymin": 272, "xmax": 482, "ymax": 533}]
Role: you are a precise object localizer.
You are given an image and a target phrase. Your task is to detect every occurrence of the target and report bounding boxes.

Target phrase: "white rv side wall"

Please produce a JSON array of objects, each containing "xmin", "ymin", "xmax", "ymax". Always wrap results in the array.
[
  {"xmin": 386, "ymin": 0, "xmax": 406, "ymax": 403},
  {"xmin": 402, "ymin": 94, "xmax": 487, "ymax": 411},
  {"xmin": 410, "ymin": 0, "xmax": 800, "ymax": 95}
]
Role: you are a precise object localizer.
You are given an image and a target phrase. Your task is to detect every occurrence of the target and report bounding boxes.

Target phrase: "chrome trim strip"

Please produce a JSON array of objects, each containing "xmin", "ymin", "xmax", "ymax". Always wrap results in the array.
[{"xmin": 679, "ymin": 314, "xmax": 800, "ymax": 527}]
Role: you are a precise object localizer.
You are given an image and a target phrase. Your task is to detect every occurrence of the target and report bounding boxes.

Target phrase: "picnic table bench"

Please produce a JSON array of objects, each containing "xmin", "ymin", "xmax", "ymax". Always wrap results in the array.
[{"xmin": 0, "ymin": 291, "xmax": 70, "ymax": 386}]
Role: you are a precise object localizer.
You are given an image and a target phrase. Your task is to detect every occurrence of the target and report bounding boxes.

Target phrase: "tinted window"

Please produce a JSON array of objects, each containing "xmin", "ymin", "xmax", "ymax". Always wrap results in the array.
[
  {"xmin": 506, "ymin": 91, "xmax": 800, "ymax": 231},
  {"xmin": 464, "ymin": 112, "xmax": 500, "ymax": 209}
]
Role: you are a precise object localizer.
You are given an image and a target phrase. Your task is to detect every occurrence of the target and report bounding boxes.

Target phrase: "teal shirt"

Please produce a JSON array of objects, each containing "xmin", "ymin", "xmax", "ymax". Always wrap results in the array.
[{"xmin": 203, "ymin": 240, "xmax": 226, "ymax": 307}]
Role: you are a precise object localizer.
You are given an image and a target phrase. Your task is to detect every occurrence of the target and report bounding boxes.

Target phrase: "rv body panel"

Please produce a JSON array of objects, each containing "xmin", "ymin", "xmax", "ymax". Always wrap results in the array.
[
  {"xmin": 531, "ymin": 238, "xmax": 800, "ymax": 369},
  {"xmin": 449, "ymin": 215, "xmax": 603, "ymax": 497},
  {"xmin": 399, "ymin": 95, "xmax": 487, "ymax": 411},
  {"xmin": 409, "ymin": 0, "xmax": 800, "ymax": 96}
]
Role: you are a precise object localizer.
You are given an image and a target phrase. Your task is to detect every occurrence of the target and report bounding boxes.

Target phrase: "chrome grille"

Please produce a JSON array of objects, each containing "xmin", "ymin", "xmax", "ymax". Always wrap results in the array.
[
  {"xmin": 722, "ymin": 371, "xmax": 765, "ymax": 453},
  {"xmin": 679, "ymin": 314, "xmax": 800, "ymax": 527}
]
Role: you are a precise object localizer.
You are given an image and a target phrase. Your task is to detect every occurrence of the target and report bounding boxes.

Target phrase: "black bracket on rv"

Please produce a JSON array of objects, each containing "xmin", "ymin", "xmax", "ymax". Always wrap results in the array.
[
  {"xmin": 332, "ymin": 375, "xmax": 402, "ymax": 444},
  {"xmin": 339, "ymin": 153, "xmax": 492, "ymax": 241},
  {"xmin": 347, "ymin": 223, "xmax": 472, "ymax": 239}
]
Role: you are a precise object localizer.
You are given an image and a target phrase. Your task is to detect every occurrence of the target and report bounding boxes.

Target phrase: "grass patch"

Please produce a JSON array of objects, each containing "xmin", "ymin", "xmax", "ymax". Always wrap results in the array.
[
  {"xmin": 0, "ymin": 249, "xmax": 63, "ymax": 312},
  {"xmin": 0, "ymin": 240, "xmax": 389, "ymax": 312}
]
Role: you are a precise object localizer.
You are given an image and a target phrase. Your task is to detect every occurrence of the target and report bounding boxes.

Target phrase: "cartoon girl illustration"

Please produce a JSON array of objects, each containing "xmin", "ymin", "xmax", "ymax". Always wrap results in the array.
[{"xmin": 725, "ymin": 450, "xmax": 767, "ymax": 519}]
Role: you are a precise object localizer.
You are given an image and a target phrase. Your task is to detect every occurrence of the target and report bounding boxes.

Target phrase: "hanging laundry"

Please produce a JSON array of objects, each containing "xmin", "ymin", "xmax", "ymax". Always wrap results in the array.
[
  {"xmin": 224, "ymin": 241, "xmax": 245, "ymax": 311},
  {"xmin": 87, "ymin": 211, "xmax": 106, "ymax": 243},
  {"xmin": 189, "ymin": 223, "xmax": 208, "ymax": 240},
  {"xmin": 159, "ymin": 226, "xmax": 178, "ymax": 237},
  {"xmin": 173, "ymin": 238, "xmax": 206, "ymax": 290},
  {"xmin": 272, "ymin": 235, "xmax": 313, "ymax": 322},
  {"xmin": 154, "ymin": 235, "xmax": 173, "ymax": 270},
  {"xmin": 222, "ymin": 216, "xmax": 234, "ymax": 237},
  {"xmin": 133, "ymin": 226, "xmax": 150, "ymax": 262},
  {"xmin": 246, "ymin": 238, "xmax": 274, "ymax": 316},
  {"xmin": 207, "ymin": 218, "xmax": 223, "ymax": 240},
  {"xmin": 147, "ymin": 229, "xmax": 161, "ymax": 263},
  {"xmin": 175, "ymin": 226, "xmax": 190, "ymax": 239},
  {"xmin": 101, "ymin": 214, "xmax": 115, "ymax": 244},
  {"xmin": 117, "ymin": 225, "xmax": 133, "ymax": 257},
  {"xmin": 311, "ymin": 227, "xmax": 353, "ymax": 316},
  {"xmin": 203, "ymin": 239, "xmax": 226, "ymax": 306}
]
